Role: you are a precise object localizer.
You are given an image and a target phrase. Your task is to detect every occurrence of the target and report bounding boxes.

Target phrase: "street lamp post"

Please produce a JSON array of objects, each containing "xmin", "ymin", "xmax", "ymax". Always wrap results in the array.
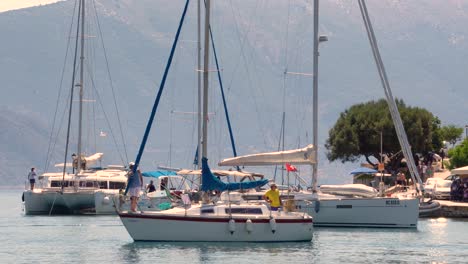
[{"xmin": 465, "ymin": 125, "xmax": 468, "ymax": 140}]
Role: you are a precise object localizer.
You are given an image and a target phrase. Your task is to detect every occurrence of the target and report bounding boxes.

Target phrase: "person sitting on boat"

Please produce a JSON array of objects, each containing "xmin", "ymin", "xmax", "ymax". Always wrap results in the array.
[
  {"xmin": 396, "ymin": 171, "xmax": 407, "ymax": 186},
  {"xmin": 160, "ymin": 177, "xmax": 168, "ymax": 191},
  {"xmin": 127, "ymin": 162, "xmax": 143, "ymax": 212},
  {"xmin": 27, "ymin": 167, "xmax": 37, "ymax": 191},
  {"xmin": 146, "ymin": 180, "xmax": 156, "ymax": 193},
  {"xmin": 263, "ymin": 183, "xmax": 282, "ymax": 211}
]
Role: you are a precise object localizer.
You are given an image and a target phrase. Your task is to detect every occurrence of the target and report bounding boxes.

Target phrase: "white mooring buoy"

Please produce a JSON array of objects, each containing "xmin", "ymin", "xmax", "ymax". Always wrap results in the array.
[{"xmin": 228, "ymin": 219, "xmax": 236, "ymax": 235}]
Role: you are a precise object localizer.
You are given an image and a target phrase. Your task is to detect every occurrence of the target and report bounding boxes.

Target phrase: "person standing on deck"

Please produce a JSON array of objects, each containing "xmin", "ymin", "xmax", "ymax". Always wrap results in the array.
[
  {"xmin": 263, "ymin": 183, "xmax": 282, "ymax": 211},
  {"xmin": 127, "ymin": 163, "xmax": 143, "ymax": 212},
  {"xmin": 28, "ymin": 168, "xmax": 37, "ymax": 190}
]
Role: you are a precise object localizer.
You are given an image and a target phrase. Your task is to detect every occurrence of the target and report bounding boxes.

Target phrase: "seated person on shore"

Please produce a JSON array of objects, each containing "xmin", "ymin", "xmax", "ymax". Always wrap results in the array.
[{"xmin": 263, "ymin": 183, "xmax": 282, "ymax": 211}]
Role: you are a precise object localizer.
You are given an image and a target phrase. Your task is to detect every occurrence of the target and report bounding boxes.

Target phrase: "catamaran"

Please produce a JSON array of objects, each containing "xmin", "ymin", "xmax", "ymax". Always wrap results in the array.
[{"xmin": 23, "ymin": 0, "xmax": 129, "ymax": 215}]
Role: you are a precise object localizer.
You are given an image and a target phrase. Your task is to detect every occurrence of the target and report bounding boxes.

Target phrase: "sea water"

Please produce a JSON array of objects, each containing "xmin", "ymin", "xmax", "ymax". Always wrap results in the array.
[{"xmin": 2, "ymin": 189, "xmax": 468, "ymax": 264}]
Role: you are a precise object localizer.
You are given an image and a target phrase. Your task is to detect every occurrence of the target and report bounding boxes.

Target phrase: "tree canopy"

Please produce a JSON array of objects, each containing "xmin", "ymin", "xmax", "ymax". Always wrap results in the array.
[
  {"xmin": 325, "ymin": 99, "xmax": 441, "ymax": 172},
  {"xmin": 440, "ymin": 125, "xmax": 464, "ymax": 147},
  {"xmin": 448, "ymin": 138, "xmax": 468, "ymax": 169}
]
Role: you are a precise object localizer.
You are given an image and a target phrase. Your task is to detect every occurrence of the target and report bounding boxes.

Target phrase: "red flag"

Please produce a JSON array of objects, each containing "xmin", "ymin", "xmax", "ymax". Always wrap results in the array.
[{"xmin": 285, "ymin": 163, "xmax": 297, "ymax": 172}]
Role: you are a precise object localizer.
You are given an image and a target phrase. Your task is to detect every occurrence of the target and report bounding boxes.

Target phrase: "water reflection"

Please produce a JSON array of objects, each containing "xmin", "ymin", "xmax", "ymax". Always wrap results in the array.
[{"xmin": 119, "ymin": 241, "xmax": 314, "ymax": 264}]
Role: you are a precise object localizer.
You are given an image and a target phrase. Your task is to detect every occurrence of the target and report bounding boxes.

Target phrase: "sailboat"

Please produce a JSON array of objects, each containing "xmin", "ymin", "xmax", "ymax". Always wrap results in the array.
[
  {"xmin": 218, "ymin": 0, "xmax": 419, "ymax": 228},
  {"xmin": 118, "ymin": 0, "xmax": 313, "ymax": 242},
  {"xmin": 23, "ymin": 0, "xmax": 129, "ymax": 215}
]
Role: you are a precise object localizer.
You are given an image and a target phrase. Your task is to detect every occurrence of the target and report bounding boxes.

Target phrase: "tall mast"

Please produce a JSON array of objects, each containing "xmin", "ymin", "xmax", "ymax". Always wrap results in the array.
[
  {"xmin": 202, "ymin": 0, "xmax": 210, "ymax": 160},
  {"xmin": 197, "ymin": 0, "xmax": 202, "ymax": 168},
  {"xmin": 77, "ymin": 0, "xmax": 85, "ymax": 174},
  {"xmin": 311, "ymin": 0, "xmax": 319, "ymax": 193}
]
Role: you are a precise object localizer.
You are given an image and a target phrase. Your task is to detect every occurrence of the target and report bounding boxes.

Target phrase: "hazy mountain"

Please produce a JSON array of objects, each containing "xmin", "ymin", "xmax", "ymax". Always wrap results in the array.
[{"xmin": 1, "ymin": 0, "xmax": 467, "ymax": 186}]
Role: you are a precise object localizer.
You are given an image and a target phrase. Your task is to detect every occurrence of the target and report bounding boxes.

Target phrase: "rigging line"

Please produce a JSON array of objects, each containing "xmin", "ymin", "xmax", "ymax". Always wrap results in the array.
[
  {"xmin": 92, "ymin": 0, "xmax": 129, "ymax": 163},
  {"xmin": 85, "ymin": 8, "xmax": 97, "ymax": 155},
  {"xmin": 43, "ymin": 0, "xmax": 79, "ymax": 173},
  {"xmin": 61, "ymin": 0, "xmax": 82, "ymax": 191},
  {"xmin": 85, "ymin": 63, "xmax": 126, "ymax": 165},
  {"xmin": 49, "ymin": 88, "xmax": 73, "ymax": 168},
  {"xmin": 227, "ymin": 0, "xmax": 270, "ymax": 148},
  {"xmin": 273, "ymin": 112, "xmax": 286, "ymax": 183},
  {"xmin": 280, "ymin": 0, "xmax": 291, "ymax": 158},
  {"xmin": 281, "ymin": 0, "xmax": 291, "ymax": 118},
  {"xmin": 277, "ymin": 1, "xmax": 291, "ymax": 176},
  {"xmin": 125, "ymin": 0, "xmax": 191, "ymax": 197},
  {"xmin": 205, "ymin": 10, "xmax": 238, "ymax": 167}
]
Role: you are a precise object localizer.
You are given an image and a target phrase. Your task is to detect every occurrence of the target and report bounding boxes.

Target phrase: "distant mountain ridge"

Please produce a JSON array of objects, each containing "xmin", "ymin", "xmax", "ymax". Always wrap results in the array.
[{"xmin": 1, "ymin": 0, "xmax": 467, "ymax": 186}]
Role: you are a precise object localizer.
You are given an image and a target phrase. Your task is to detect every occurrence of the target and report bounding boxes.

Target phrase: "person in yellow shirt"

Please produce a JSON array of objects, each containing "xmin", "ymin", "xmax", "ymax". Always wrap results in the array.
[{"xmin": 263, "ymin": 183, "xmax": 282, "ymax": 211}]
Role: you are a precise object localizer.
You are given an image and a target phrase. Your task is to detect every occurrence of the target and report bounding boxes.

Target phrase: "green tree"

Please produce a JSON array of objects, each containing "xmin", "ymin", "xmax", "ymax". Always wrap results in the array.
[
  {"xmin": 448, "ymin": 138, "xmax": 468, "ymax": 169},
  {"xmin": 440, "ymin": 125, "xmax": 464, "ymax": 147},
  {"xmin": 325, "ymin": 99, "xmax": 442, "ymax": 172}
]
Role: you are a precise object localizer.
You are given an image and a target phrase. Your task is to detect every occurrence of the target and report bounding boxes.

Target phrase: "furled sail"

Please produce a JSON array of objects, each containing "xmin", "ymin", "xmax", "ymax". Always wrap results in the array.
[
  {"xmin": 218, "ymin": 144, "xmax": 316, "ymax": 167},
  {"xmin": 54, "ymin": 153, "xmax": 104, "ymax": 168},
  {"xmin": 84, "ymin": 153, "xmax": 103, "ymax": 166}
]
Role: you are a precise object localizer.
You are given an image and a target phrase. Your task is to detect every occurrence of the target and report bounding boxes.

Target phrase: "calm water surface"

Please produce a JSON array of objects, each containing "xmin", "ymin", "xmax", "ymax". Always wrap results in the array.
[{"xmin": 1, "ymin": 189, "xmax": 467, "ymax": 263}]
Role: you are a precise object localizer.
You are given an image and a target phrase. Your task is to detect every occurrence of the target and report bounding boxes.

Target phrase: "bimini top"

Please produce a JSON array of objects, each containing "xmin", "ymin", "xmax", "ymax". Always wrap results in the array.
[
  {"xmin": 142, "ymin": 170, "xmax": 178, "ymax": 178},
  {"xmin": 201, "ymin": 157, "xmax": 268, "ymax": 192},
  {"xmin": 451, "ymin": 166, "xmax": 468, "ymax": 175},
  {"xmin": 218, "ymin": 144, "xmax": 316, "ymax": 167}
]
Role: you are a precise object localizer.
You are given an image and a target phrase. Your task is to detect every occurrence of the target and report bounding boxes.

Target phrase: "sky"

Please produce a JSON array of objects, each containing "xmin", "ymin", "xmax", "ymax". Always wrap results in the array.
[{"xmin": 0, "ymin": 0, "xmax": 60, "ymax": 13}]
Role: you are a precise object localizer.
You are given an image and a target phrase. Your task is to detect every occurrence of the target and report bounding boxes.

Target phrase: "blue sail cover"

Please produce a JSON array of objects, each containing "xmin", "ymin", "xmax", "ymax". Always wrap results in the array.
[
  {"xmin": 201, "ymin": 157, "xmax": 268, "ymax": 192},
  {"xmin": 142, "ymin": 170, "xmax": 177, "ymax": 178}
]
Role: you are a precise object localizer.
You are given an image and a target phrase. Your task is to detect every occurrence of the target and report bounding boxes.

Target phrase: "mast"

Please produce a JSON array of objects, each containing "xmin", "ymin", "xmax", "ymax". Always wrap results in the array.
[
  {"xmin": 311, "ymin": 0, "xmax": 319, "ymax": 193},
  {"xmin": 357, "ymin": 0, "xmax": 423, "ymax": 195},
  {"xmin": 197, "ymin": 0, "xmax": 202, "ymax": 168},
  {"xmin": 77, "ymin": 0, "xmax": 85, "ymax": 174},
  {"xmin": 202, "ymin": 0, "xmax": 210, "ymax": 160}
]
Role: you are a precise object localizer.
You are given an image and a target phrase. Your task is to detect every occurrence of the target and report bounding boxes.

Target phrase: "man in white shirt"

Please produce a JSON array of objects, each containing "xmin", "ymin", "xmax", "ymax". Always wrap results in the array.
[{"xmin": 28, "ymin": 167, "xmax": 37, "ymax": 190}]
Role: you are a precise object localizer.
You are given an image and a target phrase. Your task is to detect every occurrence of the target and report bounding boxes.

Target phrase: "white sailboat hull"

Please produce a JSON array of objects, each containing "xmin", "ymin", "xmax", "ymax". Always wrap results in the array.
[
  {"xmin": 242, "ymin": 191, "xmax": 419, "ymax": 228},
  {"xmin": 94, "ymin": 190, "xmax": 177, "ymax": 215},
  {"xmin": 23, "ymin": 190, "xmax": 67, "ymax": 215},
  {"xmin": 60, "ymin": 189, "xmax": 96, "ymax": 213},
  {"xmin": 93, "ymin": 190, "xmax": 119, "ymax": 215},
  {"xmin": 295, "ymin": 195, "xmax": 419, "ymax": 228},
  {"xmin": 119, "ymin": 205, "xmax": 313, "ymax": 242},
  {"xmin": 23, "ymin": 188, "xmax": 97, "ymax": 214}
]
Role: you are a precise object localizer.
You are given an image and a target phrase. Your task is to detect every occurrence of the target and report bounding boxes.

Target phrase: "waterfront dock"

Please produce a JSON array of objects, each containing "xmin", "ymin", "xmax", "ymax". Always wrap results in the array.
[{"xmin": 428, "ymin": 200, "xmax": 468, "ymax": 218}]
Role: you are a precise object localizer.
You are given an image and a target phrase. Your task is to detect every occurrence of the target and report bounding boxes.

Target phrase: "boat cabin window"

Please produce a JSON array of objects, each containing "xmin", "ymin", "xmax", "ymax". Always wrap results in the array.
[
  {"xmin": 201, "ymin": 208, "xmax": 215, "ymax": 214},
  {"xmin": 98, "ymin": 181, "xmax": 108, "ymax": 189},
  {"xmin": 80, "ymin": 181, "xmax": 97, "ymax": 188},
  {"xmin": 109, "ymin": 181, "xmax": 126, "ymax": 190},
  {"xmin": 225, "ymin": 208, "xmax": 263, "ymax": 215},
  {"xmin": 50, "ymin": 181, "xmax": 72, "ymax": 187}
]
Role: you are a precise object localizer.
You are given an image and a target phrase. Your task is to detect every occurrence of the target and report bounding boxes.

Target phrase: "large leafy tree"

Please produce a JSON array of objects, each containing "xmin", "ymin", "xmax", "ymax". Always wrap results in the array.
[
  {"xmin": 325, "ymin": 99, "xmax": 441, "ymax": 172},
  {"xmin": 440, "ymin": 125, "xmax": 464, "ymax": 147},
  {"xmin": 448, "ymin": 138, "xmax": 468, "ymax": 169}
]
